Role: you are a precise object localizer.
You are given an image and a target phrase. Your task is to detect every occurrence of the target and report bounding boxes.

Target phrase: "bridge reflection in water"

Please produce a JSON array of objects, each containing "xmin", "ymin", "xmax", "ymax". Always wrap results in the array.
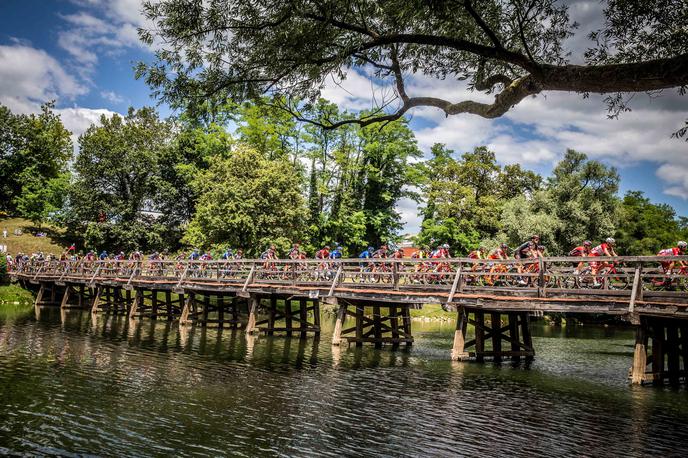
[{"xmin": 10, "ymin": 255, "xmax": 688, "ymax": 386}]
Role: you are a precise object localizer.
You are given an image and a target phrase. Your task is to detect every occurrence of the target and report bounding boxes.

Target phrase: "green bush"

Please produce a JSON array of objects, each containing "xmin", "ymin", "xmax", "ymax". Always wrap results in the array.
[{"xmin": 0, "ymin": 255, "xmax": 6, "ymax": 283}]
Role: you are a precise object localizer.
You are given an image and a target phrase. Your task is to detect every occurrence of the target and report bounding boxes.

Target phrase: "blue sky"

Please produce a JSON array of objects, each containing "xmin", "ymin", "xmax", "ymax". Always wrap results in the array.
[{"xmin": 1, "ymin": 0, "xmax": 687, "ymax": 233}]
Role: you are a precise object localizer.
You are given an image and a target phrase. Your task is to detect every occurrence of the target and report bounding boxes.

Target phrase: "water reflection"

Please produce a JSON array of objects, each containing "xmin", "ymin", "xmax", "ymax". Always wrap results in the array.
[{"xmin": 1, "ymin": 308, "xmax": 688, "ymax": 456}]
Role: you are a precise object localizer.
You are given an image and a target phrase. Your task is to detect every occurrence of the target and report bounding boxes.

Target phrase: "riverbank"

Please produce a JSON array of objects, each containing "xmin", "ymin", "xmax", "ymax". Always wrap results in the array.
[{"xmin": 0, "ymin": 284, "xmax": 35, "ymax": 305}]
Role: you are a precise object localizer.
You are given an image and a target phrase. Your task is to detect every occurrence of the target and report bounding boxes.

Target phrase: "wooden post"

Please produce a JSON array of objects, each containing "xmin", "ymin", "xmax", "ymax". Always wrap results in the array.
[
  {"xmin": 165, "ymin": 291, "xmax": 173, "ymax": 321},
  {"xmin": 521, "ymin": 313, "xmax": 534, "ymax": 361},
  {"xmin": 331, "ymin": 302, "xmax": 346, "ymax": 345},
  {"xmin": 491, "ymin": 312, "xmax": 502, "ymax": 362},
  {"xmin": 91, "ymin": 286, "xmax": 102, "ymax": 314},
  {"xmin": 246, "ymin": 295, "xmax": 259, "ymax": 334},
  {"xmin": 392, "ymin": 261, "xmax": 399, "ymax": 291},
  {"xmin": 629, "ymin": 264, "xmax": 643, "ymax": 313},
  {"xmin": 60, "ymin": 286, "xmax": 71, "ymax": 310},
  {"xmin": 451, "ymin": 306, "xmax": 469, "ymax": 361},
  {"xmin": 390, "ymin": 305, "xmax": 399, "ymax": 349},
  {"xmin": 373, "ymin": 305, "xmax": 382, "ymax": 349},
  {"xmin": 401, "ymin": 306, "xmax": 412, "ymax": 346},
  {"xmin": 179, "ymin": 293, "xmax": 191, "ymax": 325},
  {"xmin": 631, "ymin": 321, "xmax": 648, "ymax": 385},
  {"xmin": 475, "ymin": 311, "xmax": 485, "ymax": 362},
  {"xmin": 538, "ymin": 257, "xmax": 545, "ymax": 298},
  {"xmin": 509, "ymin": 312, "xmax": 520, "ymax": 361},
  {"xmin": 312, "ymin": 299, "xmax": 321, "ymax": 336},
  {"xmin": 355, "ymin": 304, "xmax": 364, "ymax": 347},
  {"xmin": 667, "ymin": 323, "xmax": 680, "ymax": 385},
  {"xmin": 651, "ymin": 323, "xmax": 664, "ymax": 385},
  {"xmin": 34, "ymin": 284, "xmax": 45, "ymax": 310},
  {"xmin": 201, "ymin": 294, "xmax": 210, "ymax": 327},
  {"xmin": 299, "ymin": 299, "xmax": 308, "ymax": 338},
  {"xmin": 276, "ymin": 296, "xmax": 284, "ymax": 336},
  {"xmin": 217, "ymin": 295, "xmax": 225, "ymax": 326},
  {"xmin": 448, "ymin": 264, "xmax": 463, "ymax": 303},
  {"xmin": 129, "ymin": 289, "xmax": 141, "ymax": 318}
]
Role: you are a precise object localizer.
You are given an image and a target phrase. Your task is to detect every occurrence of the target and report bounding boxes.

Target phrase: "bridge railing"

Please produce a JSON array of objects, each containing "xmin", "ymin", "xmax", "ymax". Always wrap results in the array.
[{"xmin": 9, "ymin": 256, "xmax": 688, "ymax": 302}]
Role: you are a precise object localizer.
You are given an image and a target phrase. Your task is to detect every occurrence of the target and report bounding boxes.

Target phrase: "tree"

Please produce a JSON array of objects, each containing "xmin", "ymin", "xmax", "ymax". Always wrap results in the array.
[
  {"xmin": 416, "ymin": 145, "xmax": 531, "ymax": 252},
  {"xmin": 138, "ymin": 1, "xmax": 688, "ymax": 132},
  {"xmin": 65, "ymin": 107, "xmax": 173, "ymax": 251},
  {"xmin": 14, "ymin": 172, "xmax": 69, "ymax": 228},
  {"xmin": 615, "ymin": 191, "xmax": 688, "ymax": 255},
  {"xmin": 546, "ymin": 149, "xmax": 619, "ymax": 249},
  {"xmin": 0, "ymin": 103, "xmax": 72, "ymax": 214},
  {"xmin": 184, "ymin": 145, "xmax": 307, "ymax": 254}
]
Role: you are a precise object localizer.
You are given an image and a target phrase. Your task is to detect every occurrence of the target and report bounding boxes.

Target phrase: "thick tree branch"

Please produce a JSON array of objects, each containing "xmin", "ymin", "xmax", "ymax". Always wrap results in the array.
[{"xmin": 463, "ymin": 0, "xmax": 503, "ymax": 49}]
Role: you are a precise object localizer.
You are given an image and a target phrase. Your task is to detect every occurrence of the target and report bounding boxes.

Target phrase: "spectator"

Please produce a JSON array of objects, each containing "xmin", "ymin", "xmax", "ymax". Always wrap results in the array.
[{"xmin": 2, "ymin": 227, "xmax": 7, "ymax": 238}]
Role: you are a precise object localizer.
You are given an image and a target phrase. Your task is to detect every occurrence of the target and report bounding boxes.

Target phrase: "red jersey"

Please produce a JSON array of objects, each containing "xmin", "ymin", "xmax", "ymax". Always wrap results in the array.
[
  {"xmin": 488, "ymin": 249, "xmax": 507, "ymax": 260},
  {"xmin": 590, "ymin": 243, "xmax": 609, "ymax": 256},
  {"xmin": 569, "ymin": 246, "xmax": 590, "ymax": 257},
  {"xmin": 315, "ymin": 249, "xmax": 330, "ymax": 259},
  {"xmin": 658, "ymin": 247, "xmax": 680, "ymax": 256}
]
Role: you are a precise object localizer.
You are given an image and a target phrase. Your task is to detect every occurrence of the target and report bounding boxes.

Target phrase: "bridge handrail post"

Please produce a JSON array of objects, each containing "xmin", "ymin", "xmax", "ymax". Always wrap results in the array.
[
  {"xmin": 629, "ymin": 263, "xmax": 643, "ymax": 313},
  {"xmin": 392, "ymin": 260, "xmax": 399, "ymax": 290},
  {"xmin": 448, "ymin": 262, "xmax": 463, "ymax": 303},
  {"xmin": 175, "ymin": 262, "xmax": 190, "ymax": 289},
  {"xmin": 32, "ymin": 263, "xmax": 45, "ymax": 282},
  {"xmin": 538, "ymin": 257, "xmax": 545, "ymax": 298},
  {"xmin": 328, "ymin": 264, "xmax": 344, "ymax": 297},
  {"xmin": 126, "ymin": 261, "xmax": 140, "ymax": 288},
  {"xmin": 89, "ymin": 263, "xmax": 102, "ymax": 286},
  {"xmin": 242, "ymin": 262, "xmax": 257, "ymax": 293}
]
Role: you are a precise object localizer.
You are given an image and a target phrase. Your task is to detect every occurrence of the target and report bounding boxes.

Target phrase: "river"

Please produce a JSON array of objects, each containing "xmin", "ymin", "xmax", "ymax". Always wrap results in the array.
[{"xmin": 1, "ymin": 307, "xmax": 687, "ymax": 456}]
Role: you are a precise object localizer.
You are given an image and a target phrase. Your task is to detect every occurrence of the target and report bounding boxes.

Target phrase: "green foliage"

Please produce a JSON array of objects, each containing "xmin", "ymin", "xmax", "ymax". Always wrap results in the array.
[
  {"xmin": 0, "ymin": 103, "xmax": 72, "ymax": 215},
  {"xmin": 14, "ymin": 172, "xmax": 69, "ymax": 228},
  {"xmin": 0, "ymin": 255, "xmax": 6, "ymax": 282},
  {"xmin": 418, "ymin": 144, "xmax": 541, "ymax": 251},
  {"xmin": 615, "ymin": 191, "xmax": 688, "ymax": 255},
  {"xmin": 64, "ymin": 107, "xmax": 173, "ymax": 252},
  {"xmin": 184, "ymin": 146, "xmax": 307, "ymax": 255}
]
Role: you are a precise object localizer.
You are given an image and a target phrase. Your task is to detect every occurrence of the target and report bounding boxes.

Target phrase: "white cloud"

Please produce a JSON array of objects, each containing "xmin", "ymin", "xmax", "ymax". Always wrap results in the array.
[
  {"xmin": 0, "ymin": 44, "xmax": 87, "ymax": 114},
  {"xmin": 56, "ymin": 107, "xmax": 120, "ymax": 152},
  {"xmin": 100, "ymin": 90, "xmax": 125, "ymax": 104}
]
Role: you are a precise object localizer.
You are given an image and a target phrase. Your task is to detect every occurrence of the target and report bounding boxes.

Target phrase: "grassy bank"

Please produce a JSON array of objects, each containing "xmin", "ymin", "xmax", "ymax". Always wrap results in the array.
[
  {"xmin": 0, "ymin": 284, "xmax": 35, "ymax": 305},
  {"xmin": 0, "ymin": 217, "xmax": 68, "ymax": 255}
]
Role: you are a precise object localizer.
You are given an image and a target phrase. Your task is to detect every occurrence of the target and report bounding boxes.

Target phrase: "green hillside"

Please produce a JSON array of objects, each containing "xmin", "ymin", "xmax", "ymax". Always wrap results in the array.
[{"xmin": 0, "ymin": 218, "xmax": 69, "ymax": 256}]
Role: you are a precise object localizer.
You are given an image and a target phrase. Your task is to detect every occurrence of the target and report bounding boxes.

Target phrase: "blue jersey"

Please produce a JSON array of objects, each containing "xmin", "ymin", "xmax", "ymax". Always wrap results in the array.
[
  {"xmin": 358, "ymin": 250, "xmax": 371, "ymax": 259},
  {"xmin": 99, "ymin": 252, "xmax": 108, "ymax": 260},
  {"xmin": 329, "ymin": 249, "xmax": 342, "ymax": 259}
]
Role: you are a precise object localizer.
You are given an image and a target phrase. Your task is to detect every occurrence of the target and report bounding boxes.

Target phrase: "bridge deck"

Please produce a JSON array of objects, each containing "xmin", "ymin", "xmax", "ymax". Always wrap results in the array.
[{"xmin": 9, "ymin": 256, "xmax": 688, "ymax": 317}]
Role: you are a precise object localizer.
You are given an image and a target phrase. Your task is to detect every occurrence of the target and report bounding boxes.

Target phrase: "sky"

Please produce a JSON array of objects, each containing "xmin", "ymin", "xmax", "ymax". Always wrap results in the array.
[{"xmin": 1, "ymin": 0, "xmax": 687, "ymax": 234}]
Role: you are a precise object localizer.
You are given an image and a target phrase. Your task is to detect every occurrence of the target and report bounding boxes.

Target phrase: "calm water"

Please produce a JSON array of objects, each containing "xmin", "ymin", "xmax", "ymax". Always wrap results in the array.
[{"xmin": 1, "ymin": 307, "xmax": 688, "ymax": 457}]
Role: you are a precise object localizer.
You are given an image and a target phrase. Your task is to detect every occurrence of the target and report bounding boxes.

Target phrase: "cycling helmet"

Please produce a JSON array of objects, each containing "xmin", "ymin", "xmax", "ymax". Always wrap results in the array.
[
  {"xmin": 538, "ymin": 245, "xmax": 545, "ymax": 250},
  {"xmin": 583, "ymin": 240, "xmax": 592, "ymax": 247},
  {"xmin": 531, "ymin": 234, "xmax": 540, "ymax": 240},
  {"xmin": 500, "ymin": 243, "xmax": 509, "ymax": 249},
  {"xmin": 442, "ymin": 243, "xmax": 450, "ymax": 249},
  {"xmin": 368, "ymin": 246, "xmax": 374, "ymax": 252},
  {"xmin": 678, "ymin": 241, "xmax": 687, "ymax": 249},
  {"xmin": 605, "ymin": 237, "xmax": 616, "ymax": 246}
]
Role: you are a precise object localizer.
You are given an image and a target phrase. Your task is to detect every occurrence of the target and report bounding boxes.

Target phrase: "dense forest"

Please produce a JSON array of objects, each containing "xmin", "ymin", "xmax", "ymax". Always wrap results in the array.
[{"xmin": 1, "ymin": 101, "xmax": 686, "ymax": 257}]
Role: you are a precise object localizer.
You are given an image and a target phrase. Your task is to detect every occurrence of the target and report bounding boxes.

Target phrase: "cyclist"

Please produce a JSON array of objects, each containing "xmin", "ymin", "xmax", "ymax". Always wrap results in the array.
[
  {"xmin": 468, "ymin": 247, "xmax": 487, "ymax": 260},
  {"xmin": 489, "ymin": 243, "xmax": 509, "ymax": 260},
  {"xmin": 234, "ymin": 249, "xmax": 244, "ymax": 260},
  {"xmin": 372, "ymin": 245, "xmax": 388, "ymax": 259},
  {"xmin": 288, "ymin": 243, "xmax": 304, "ymax": 260},
  {"xmin": 569, "ymin": 241, "xmax": 593, "ymax": 274},
  {"xmin": 359, "ymin": 246, "xmax": 374, "ymax": 259},
  {"xmin": 221, "ymin": 248, "xmax": 234, "ymax": 260},
  {"xmin": 590, "ymin": 237, "xmax": 618, "ymax": 285},
  {"xmin": 658, "ymin": 241, "xmax": 688, "ymax": 276},
  {"xmin": 189, "ymin": 249, "xmax": 201, "ymax": 261},
  {"xmin": 329, "ymin": 245, "xmax": 343, "ymax": 259},
  {"xmin": 315, "ymin": 245, "xmax": 331, "ymax": 259},
  {"xmin": 98, "ymin": 250, "xmax": 108, "ymax": 261}
]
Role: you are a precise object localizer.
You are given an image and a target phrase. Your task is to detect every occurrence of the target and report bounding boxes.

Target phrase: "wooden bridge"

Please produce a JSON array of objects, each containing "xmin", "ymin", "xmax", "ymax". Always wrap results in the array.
[{"xmin": 9, "ymin": 255, "xmax": 688, "ymax": 386}]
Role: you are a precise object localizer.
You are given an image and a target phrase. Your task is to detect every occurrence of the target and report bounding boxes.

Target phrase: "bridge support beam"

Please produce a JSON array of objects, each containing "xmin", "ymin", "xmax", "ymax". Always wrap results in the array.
[
  {"xmin": 178, "ymin": 291, "xmax": 240, "ymax": 328},
  {"xmin": 631, "ymin": 316, "xmax": 688, "ymax": 385},
  {"xmin": 336, "ymin": 300, "xmax": 413, "ymax": 348},
  {"xmin": 454, "ymin": 308, "xmax": 534, "ymax": 362},
  {"xmin": 251, "ymin": 295, "xmax": 320, "ymax": 337},
  {"xmin": 129, "ymin": 288, "xmax": 183, "ymax": 321},
  {"xmin": 34, "ymin": 282, "xmax": 63, "ymax": 308},
  {"xmin": 91, "ymin": 285, "xmax": 134, "ymax": 315},
  {"xmin": 60, "ymin": 284, "xmax": 96, "ymax": 310}
]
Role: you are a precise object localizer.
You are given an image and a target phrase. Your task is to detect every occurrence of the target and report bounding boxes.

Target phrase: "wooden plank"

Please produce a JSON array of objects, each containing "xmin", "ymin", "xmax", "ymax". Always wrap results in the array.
[
  {"xmin": 629, "ymin": 265, "xmax": 642, "ymax": 312},
  {"xmin": 451, "ymin": 306, "xmax": 469, "ymax": 361},
  {"xmin": 491, "ymin": 312, "xmax": 502, "ymax": 362},
  {"xmin": 331, "ymin": 302, "xmax": 346, "ymax": 345},
  {"xmin": 475, "ymin": 310, "xmax": 485, "ymax": 362},
  {"xmin": 245, "ymin": 295, "xmax": 259, "ymax": 334},
  {"xmin": 355, "ymin": 304, "xmax": 364, "ymax": 347},
  {"xmin": 631, "ymin": 322, "xmax": 648, "ymax": 385}
]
